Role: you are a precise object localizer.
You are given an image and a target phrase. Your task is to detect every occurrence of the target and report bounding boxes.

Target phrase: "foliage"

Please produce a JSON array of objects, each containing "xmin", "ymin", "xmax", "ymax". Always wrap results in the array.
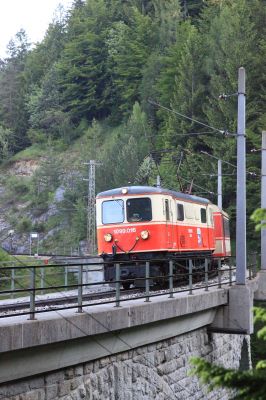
[
  {"xmin": 16, "ymin": 216, "xmax": 32, "ymax": 233},
  {"xmin": 0, "ymin": 0, "xmax": 264, "ymax": 250},
  {"xmin": 251, "ymin": 209, "xmax": 266, "ymax": 231},
  {"xmin": 6, "ymin": 176, "xmax": 30, "ymax": 196},
  {"xmin": 191, "ymin": 307, "xmax": 266, "ymax": 400},
  {"xmin": 0, "ymin": 248, "xmax": 12, "ymax": 262}
]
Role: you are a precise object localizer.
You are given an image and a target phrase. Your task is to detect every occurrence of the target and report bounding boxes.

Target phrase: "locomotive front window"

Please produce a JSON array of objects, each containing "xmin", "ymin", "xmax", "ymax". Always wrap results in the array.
[
  {"xmin": 126, "ymin": 198, "xmax": 152, "ymax": 222},
  {"xmin": 102, "ymin": 200, "xmax": 124, "ymax": 224}
]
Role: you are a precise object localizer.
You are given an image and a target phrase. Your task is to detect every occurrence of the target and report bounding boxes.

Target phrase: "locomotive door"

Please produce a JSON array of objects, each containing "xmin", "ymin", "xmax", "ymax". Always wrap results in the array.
[{"xmin": 165, "ymin": 199, "xmax": 173, "ymax": 248}]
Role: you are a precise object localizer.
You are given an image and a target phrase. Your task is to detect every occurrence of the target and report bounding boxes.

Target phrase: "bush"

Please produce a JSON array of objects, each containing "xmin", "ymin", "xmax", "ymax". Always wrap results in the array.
[
  {"xmin": 17, "ymin": 217, "xmax": 32, "ymax": 233},
  {"xmin": 6, "ymin": 176, "xmax": 30, "ymax": 196}
]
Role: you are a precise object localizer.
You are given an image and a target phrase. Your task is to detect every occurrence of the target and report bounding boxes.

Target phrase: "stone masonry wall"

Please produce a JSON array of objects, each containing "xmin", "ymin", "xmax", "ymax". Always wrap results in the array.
[{"xmin": 0, "ymin": 328, "xmax": 250, "ymax": 400}]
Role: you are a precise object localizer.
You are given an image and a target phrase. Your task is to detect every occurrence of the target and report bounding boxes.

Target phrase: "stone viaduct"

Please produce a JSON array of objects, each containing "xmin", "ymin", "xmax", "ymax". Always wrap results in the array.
[{"xmin": 0, "ymin": 270, "xmax": 266, "ymax": 400}]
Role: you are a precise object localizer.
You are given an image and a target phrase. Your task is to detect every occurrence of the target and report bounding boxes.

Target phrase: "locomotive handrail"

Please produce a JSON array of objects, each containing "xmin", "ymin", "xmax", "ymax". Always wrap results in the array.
[{"xmin": 0, "ymin": 254, "xmax": 258, "ymax": 320}]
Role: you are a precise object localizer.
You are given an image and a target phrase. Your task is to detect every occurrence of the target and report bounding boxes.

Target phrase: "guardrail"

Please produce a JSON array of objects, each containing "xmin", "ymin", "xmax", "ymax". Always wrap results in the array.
[{"xmin": 0, "ymin": 254, "xmax": 258, "ymax": 320}]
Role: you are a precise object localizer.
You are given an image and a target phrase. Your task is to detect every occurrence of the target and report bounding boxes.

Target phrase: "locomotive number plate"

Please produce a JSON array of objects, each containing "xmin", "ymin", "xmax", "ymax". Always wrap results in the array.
[{"xmin": 114, "ymin": 228, "xmax": 137, "ymax": 234}]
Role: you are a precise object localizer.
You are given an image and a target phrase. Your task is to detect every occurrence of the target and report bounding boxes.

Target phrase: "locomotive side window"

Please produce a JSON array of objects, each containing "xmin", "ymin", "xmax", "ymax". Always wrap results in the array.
[
  {"xmin": 177, "ymin": 203, "xmax": 184, "ymax": 221},
  {"xmin": 165, "ymin": 199, "xmax": 170, "ymax": 221},
  {"xmin": 127, "ymin": 198, "xmax": 152, "ymax": 222},
  {"xmin": 200, "ymin": 208, "xmax": 207, "ymax": 223},
  {"xmin": 102, "ymin": 200, "xmax": 124, "ymax": 224},
  {"xmin": 223, "ymin": 217, "xmax": 230, "ymax": 237}
]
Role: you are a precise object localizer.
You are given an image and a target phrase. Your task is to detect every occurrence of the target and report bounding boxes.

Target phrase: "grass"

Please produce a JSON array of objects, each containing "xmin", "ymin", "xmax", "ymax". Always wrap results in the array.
[{"xmin": 9, "ymin": 144, "xmax": 45, "ymax": 161}]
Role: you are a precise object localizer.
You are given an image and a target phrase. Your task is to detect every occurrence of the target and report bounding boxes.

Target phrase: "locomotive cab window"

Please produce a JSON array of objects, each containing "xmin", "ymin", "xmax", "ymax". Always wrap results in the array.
[
  {"xmin": 177, "ymin": 203, "xmax": 184, "ymax": 221},
  {"xmin": 200, "ymin": 208, "xmax": 207, "ymax": 223},
  {"xmin": 102, "ymin": 200, "xmax": 124, "ymax": 224},
  {"xmin": 127, "ymin": 198, "xmax": 152, "ymax": 222}
]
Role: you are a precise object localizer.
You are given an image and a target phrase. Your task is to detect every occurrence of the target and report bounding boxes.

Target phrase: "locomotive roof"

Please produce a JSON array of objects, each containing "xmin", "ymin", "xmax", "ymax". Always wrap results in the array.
[{"xmin": 96, "ymin": 186, "xmax": 211, "ymax": 205}]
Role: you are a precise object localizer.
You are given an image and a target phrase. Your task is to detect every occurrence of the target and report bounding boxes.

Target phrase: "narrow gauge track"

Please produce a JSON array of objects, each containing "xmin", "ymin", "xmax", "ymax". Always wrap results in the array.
[
  {"xmin": 0, "ymin": 271, "xmax": 220, "ymax": 314},
  {"xmin": 0, "ymin": 288, "xmax": 140, "ymax": 314},
  {"xmin": 0, "ymin": 266, "xmax": 236, "ymax": 317}
]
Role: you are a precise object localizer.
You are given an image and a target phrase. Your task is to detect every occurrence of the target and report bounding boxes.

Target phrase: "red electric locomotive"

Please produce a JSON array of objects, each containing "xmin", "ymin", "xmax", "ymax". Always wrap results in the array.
[{"xmin": 96, "ymin": 186, "xmax": 231, "ymax": 288}]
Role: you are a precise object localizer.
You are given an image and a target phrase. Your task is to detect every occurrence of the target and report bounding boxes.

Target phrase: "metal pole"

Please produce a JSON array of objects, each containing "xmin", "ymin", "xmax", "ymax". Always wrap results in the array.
[
  {"xmin": 145, "ymin": 262, "xmax": 150, "ymax": 302},
  {"xmin": 11, "ymin": 267, "xmax": 15, "ymax": 299},
  {"xmin": 236, "ymin": 67, "xmax": 246, "ymax": 285},
  {"xmin": 261, "ymin": 131, "xmax": 266, "ymax": 270},
  {"xmin": 115, "ymin": 263, "xmax": 121, "ymax": 307},
  {"xmin": 29, "ymin": 267, "xmax": 36, "ymax": 320},
  {"xmin": 204, "ymin": 259, "xmax": 209, "ymax": 291},
  {"xmin": 189, "ymin": 259, "xmax": 193, "ymax": 295},
  {"xmin": 64, "ymin": 266, "xmax": 68, "ymax": 290},
  {"xmin": 169, "ymin": 260, "xmax": 174, "ymax": 298},
  {"xmin": 217, "ymin": 159, "xmax": 222, "ymax": 209},
  {"xmin": 218, "ymin": 259, "xmax": 222, "ymax": 288},
  {"xmin": 41, "ymin": 266, "xmax": 45, "ymax": 295},
  {"xmin": 77, "ymin": 264, "xmax": 83, "ymax": 313}
]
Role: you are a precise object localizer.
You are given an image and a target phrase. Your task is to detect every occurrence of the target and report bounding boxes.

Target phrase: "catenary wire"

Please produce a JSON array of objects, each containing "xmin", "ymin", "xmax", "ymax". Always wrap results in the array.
[{"xmin": 148, "ymin": 100, "xmax": 236, "ymax": 137}]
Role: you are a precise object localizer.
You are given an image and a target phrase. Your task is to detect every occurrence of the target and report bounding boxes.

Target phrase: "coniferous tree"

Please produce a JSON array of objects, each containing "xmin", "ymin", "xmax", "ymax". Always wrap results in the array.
[{"xmin": 0, "ymin": 30, "xmax": 31, "ymax": 152}]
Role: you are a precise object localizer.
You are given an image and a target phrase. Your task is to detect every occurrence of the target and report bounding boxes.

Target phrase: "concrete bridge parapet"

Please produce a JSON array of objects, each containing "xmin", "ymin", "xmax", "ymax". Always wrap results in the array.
[
  {"xmin": 0, "ymin": 288, "xmax": 229, "ymax": 384},
  {"xmin": 0, "ymin": 282, "xmax": 256, "ymax": 400}
]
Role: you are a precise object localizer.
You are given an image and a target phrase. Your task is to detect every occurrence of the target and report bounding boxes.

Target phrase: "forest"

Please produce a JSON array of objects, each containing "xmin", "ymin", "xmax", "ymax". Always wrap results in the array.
[{"xmin": 0, "ymin": 0, "xmax": 265, "ymax": 254}]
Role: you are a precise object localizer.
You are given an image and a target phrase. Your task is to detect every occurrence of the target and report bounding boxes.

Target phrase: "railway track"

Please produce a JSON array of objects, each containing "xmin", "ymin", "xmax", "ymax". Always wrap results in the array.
[
  {"xmin": 0, "ymin": 264, "xmax": 237, "ymax": 318},
  {"xmin": 0, "ymin": 288, "xmax": 142, "ymax": 315}
]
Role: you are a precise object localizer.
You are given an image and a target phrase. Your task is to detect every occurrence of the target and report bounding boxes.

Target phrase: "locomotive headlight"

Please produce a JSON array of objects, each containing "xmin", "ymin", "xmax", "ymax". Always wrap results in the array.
[
  {"xmin": 140, "ymin": 230, "xmax": 149, "ymax": 240},
  {"xmin": 104, "ymin": 233, "xmax": 113, "ymax": 242}
]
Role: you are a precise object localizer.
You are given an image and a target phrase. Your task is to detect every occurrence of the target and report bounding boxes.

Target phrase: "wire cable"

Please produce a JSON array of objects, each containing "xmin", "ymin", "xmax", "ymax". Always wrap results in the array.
[{"xmin": 148, "ymin": 100, "xmax": 236, "ymax": 137}]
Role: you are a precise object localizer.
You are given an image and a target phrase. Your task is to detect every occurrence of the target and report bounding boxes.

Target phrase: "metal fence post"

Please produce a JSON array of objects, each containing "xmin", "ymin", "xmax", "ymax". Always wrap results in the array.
[
  {"xmin": 29, "ymin": 267, "xmax": 36, "ymax": 320},
  {"xmin": 229, "ymin": 261, "xmax": 233, "ymax": 286},
  {"xmin": 41, "ymin": 266, "xmax": 45, "ymax": 295},
  {"xmin": 169, "ymin": 260, "xmax": 174, "ymax": 298},
  {"xmin": 77, "ymin": 264, "xmax": 83, "ymax": 313},
  {"xmin": 218, "ymin": 259, "xmax": 222, "ymax": 288},
  {"xmin": 115, "ymin": 263, "xmax": 121, "ymax": 307},
  {"xmin": 205, "ymin": 259, "xmax": 209, "ymax": 291},
  {"xmin": 64, "ymin": 265, "xmax": 68, "ymax": 290},
  {"xmin": 11, "ymin": 267, "xmax": 15, "ymax": 299},
  {"xmin": 189, "ymin": 259, "xmax": 193, "ymax": 295},
  {"xmin": 145, "ymin": 261, "xmax": 151, "ymax": 302}
]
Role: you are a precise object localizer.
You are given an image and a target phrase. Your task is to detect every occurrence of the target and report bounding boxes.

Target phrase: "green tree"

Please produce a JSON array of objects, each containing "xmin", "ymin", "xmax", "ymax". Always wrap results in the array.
[
  {"xmin": 0, "ymin": 30, "xmax": 31, "ymax": 152},
  {"xmin": 106, "ymin": 7, "xmax": 154, "ymax": 116},
  {"xmin": 57, "ymin": 0, "xmax": 111, "ymax": 122},
  {"xmin": 25, "ymin": 5, "xmax": 67, "ymax": 85},
  {"xmin": 31, "ymin": 151, "xmax": 62, "ymax": 210},
  {"xmin": 27, "ymin": 66, "xmax": 74, "ymax": 144},
  {"xmin": 251, "ymin": 209, "xmax": 266, "ymax": 232},
  {"xmin": 0, "ymin": 125, "xmax": 12, "ymax": 160}
]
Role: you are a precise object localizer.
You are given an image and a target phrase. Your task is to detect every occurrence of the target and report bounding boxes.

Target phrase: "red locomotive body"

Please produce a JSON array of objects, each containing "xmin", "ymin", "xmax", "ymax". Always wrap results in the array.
[{"xmin": 96, "ymin": 186, "xmax": 230, "ymax": 287}]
